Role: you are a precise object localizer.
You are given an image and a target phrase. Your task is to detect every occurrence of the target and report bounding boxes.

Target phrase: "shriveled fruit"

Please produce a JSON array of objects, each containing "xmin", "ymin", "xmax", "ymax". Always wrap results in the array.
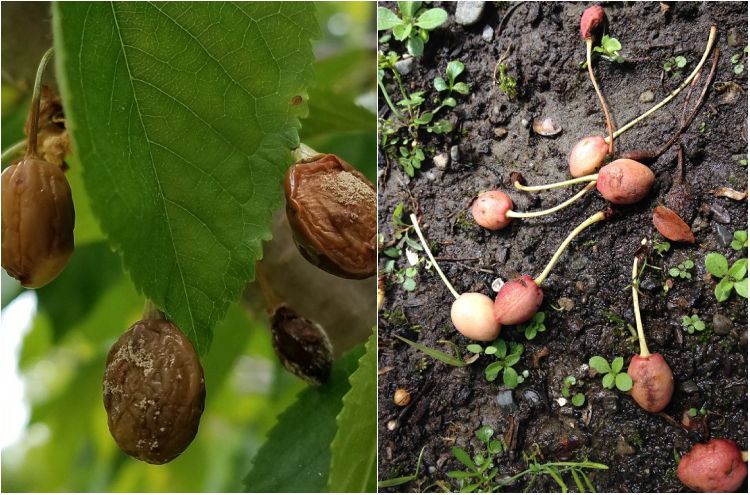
[
  {"xmin": 271, "ymin": 305, "xmax": 333, "ymax": 385},
  {"xmin": 678, "ymin": 439, "xmax": 747, "ymax": 492},
  {"xmin": 580, "ymin": 5, "xmax": 606, "ymax": 40},
  {"xmin": 103, "ymin": 318, "xmax": 205, "ymax": 464},
  {"xmin": 596, "ymin": 159, "xmax": 655, "ymax": 205},
  {"xmin": 627, "ymin": 353, "xmax": 674, "ymax": 413},
  {"xmin": 494, "ymin": 275, "xmax": 543, "ymax": 325},
  {"xmin": 652, "ymin": 205, "xmax": 695, "ymax": 243},
  {"xmin": 451, "ymin": 292, "xmax": 501, "ymax": 341},
  {"xmin": 1, "ymin": 157, "xmax": 75, "ymax": 288},
  {"xmin": 569, "ymin": 135, "xmax": 609, "ymax": 177},
  {"xmin": 285, "ymin": 153, "xmax": 376, "ymax": 279},
  {"xmin": 472, "ymin": 191, "xmax": 513, "ymax": 230}
]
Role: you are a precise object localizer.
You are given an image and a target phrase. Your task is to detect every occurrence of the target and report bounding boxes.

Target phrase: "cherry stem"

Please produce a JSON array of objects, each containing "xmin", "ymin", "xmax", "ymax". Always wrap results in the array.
[
  {"xmin": 534, "ymin": 210, "xmax": 605, "ymax": 286},
  {"xmin": 586, "ymin": 39, "xmax": 614, "ymax": 155},
  {"xmin": 515, "ymin": 173, "xmax": 598, "ymax": 192},
  {"xmin": 1, "ymin": 140, "xmax": 27, "ymax": 163},
  {"xmin": 26, "ymin": 47, "xmax": 55, "ymax": 159},
  {"xmin": 142, "ymin": 300, "xmax": 164, "ymax": 321},
  {"xmin": 507, "ymin": 181, "xmax": 596, "ymax": 219},
  {"xmin": 632, "ymin": 242, "xmax": 651, "ymax": 357},
  {"xmin": 292, "ymin": 143, "xmax": 321, "ymax": 163},
  {"xmin": 606, "ymin": 25, "xmax": 717, "ymax": 143},
  {"xmin": 409, "ymin": 213, "xmax": 459, "ymax": 300}
]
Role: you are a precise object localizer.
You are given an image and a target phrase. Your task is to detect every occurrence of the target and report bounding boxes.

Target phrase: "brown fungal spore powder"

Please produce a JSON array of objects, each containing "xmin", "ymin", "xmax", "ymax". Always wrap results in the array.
[
  {"xmin": 284, "ymin": 154, "xmax": 376, "ymax": 279},
  {"xmin": 103, "ymin": 318, "xmax": 205, "ymax": 464}
]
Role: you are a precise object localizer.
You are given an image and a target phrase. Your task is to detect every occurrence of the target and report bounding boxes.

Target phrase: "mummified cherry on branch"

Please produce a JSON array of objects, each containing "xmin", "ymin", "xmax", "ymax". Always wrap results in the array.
[
  {"xmin": 103, "ymin": 307, "xmax": 205, "ymax": 464},
  {"xmin": 1, "ymin": 48, "xmax": 75, "ymax": 289},
  {"xmin": 271, "ymin": 305, "xmax": 334, "ymax": 385},
  {"xmin": 285, "ymin": 146, "xmax": 376, "ymax": 279}
]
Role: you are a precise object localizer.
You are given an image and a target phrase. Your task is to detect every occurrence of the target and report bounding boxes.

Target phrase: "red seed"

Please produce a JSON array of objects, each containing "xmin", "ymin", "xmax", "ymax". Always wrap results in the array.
[
  {"xmin": 471, "ymin": 191, "xmax": 513, "ymax": 230},
  {"xmin": 596, "ymin": 159, "xmax": 655, "ymax": 205},
  {"xmin": 451, "ymin": 292, "xmax": 501, "ymax": 341},
  {"xmin": 493, "ymin": 275, "xmax": 543, "ymax": 325},
  {"xmin": 627, "ymin": 353, "xmax": 674, "ymax": 413},
  {"xmin": 580, "ymin": 5, "xmax": 606, "ymax": 40},
  {"xmin": 569, "ymin": 135, "xmax": 609, "ymax": 177},
  {"xmin": 678, "ymin": 439, "xmax": 748, "ymax": 493},
  {"xmin": 652, "ymin": 205, "xmax": 695, "ymax": 243}
]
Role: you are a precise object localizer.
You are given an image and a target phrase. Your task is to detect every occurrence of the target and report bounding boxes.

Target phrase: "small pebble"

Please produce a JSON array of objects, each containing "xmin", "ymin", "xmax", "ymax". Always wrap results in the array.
[
  {"xmin": 714, "ymin": 223, "xmax": 733, "ymax": 246},
  {"xmin": 428, "ymin": 466, "xmax": 436, "ymax": 474},
  {"xmin": 450, "ymin": 145, "xmax": 461, "ymax": 162},
  {"xmin": 394, "ymin": 58, "xmax": 414, "ymax": 76},
  {"xmin": 557, "ymin": 297, "xmax": 575, "ymax": 311},
  {"xmin": 520, "ymin": 118, "xmax": 530, "ymax": 128},
  {"xmin": 496, "ymin": 389, "xmax": 516, "ymax": 409},
  {"xmin": 387, "ymin": 419, "xmax": 398, "ymax": 431},
  {"xmin": 433, "ymin": 153, "xmax": 450, "ymax": 170},
  {"xmin": 709, "ymin": 203, "xmax": 731, "ymax": 224},
  {"xmin": 712, "ymin": 313, "xmax": 733, "ymax": 335},
  {"xmin": 482, "ymin": 25, "xmax": 494, "ymax": 42},
  {"xmin": 494, "ymin": 127, "xmax": 508, "ymax": 138},
  {"xmin": 728, "ymin": 27, "xmax": 742, "ymax": 47},
  {"xmin": 616, "ymin": 437, "xmax": 636, "ymax": 455},
  {"xmin": 639, "ymin": 90, "xmax": 655, "ymax": 103},
  {"xmin": 492, "ymin": 277, "xmax": 505, "ymax": 292},
  {"xmin": 680, "ymin": 380, "xmax": 699, "ymax": 394},
  {"xmin": 455, "ymin": 1, "xmax": 486, "ymax": 26}
]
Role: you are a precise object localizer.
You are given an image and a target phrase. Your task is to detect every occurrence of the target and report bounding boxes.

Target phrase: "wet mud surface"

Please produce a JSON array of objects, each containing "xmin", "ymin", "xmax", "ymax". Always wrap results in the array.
[{"xmin": 378, "ymin": 2, "xmax": 748, "ymax": 492}]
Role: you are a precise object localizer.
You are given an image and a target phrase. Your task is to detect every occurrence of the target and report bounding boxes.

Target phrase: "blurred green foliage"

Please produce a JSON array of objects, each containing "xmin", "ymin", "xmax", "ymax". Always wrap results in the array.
[{"xmin": 1, "ymin": 1, "xmax": 375, "ymax": 492}]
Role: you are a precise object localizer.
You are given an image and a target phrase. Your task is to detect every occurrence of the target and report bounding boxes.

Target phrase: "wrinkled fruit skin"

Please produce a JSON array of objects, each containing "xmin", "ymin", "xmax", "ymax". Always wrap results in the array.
[
  {"xmin": 580, "ymin": 5, "xmax": 606, "ymax": 40},
  {"xmin": 569, "ymin": 136, "xmax": 609, "ymax": 177},
  {"xmin": 678, "ymin": 439, "xmax": 747, "ymax": 493},
  {"xmin": 285, "ymin": 154, "xmax": 376, "ymax": 279},
  {"xmin": 494, "ymin": 275, "xmax": 543, "ymax": 325},
  {"xmin": 627, "ymin": 353, "xmax": 674, "ymax": 413},
  {"xmin": 104, "ymin": 319, "xmax": 205, "ymax": 464},
  {"xmin": 653, "ymin": 205, "xmax": 695, "ymax": 243},
  {"xmin": 1, "ymin": 157, "xmax": 75, "ymax": 288},
  {"xmin": 451, "ymin": 292, "xmax": 501, "ymax": 341},
  {"xmin": 271, "ymin": 305, "xmax": 333, "ymax": 385},
  {"xmin": 596, "ymin": 159, "xmax": 655, "ymax": 205},
  {"xmin": 471, "ymin": 191, "xmax": 513, "ymax": 230}
]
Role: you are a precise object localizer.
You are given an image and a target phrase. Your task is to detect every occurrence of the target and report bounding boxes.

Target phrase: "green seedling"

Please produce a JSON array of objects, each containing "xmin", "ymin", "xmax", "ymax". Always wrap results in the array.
[
  {"xmin": 664, "ymin": 55, "xmax": 688, "ymax": 76},
  {"xmin": 669, "ymin": 259, "xmax": 694, "ymax": 279},
  {"xmin": 434, "ymin": 60, "xmax": 470, "ymax": 108},
  {"xmin": 447, "ymin": 426, "xmax": 506, "ymax": 493},
  {"xmin": 593, "ymin": 35, "xmax": 625, "ymax": 63},
  {"xmin": 520, "ymin": 311, "xmax": 546, "ymax": 340},
  {"xmin": 377, "ymin": 2, "xmax": 448, "ymax": 57},
  {"xmin": 498, "ymin": 455, "xmax": 608, "ymax": 492},
  {"xmin": 730, "ymin": 47, "xmax": 747, "ymax": 75},
  {"xmin": 382, "ymin": 202, "xmax": 426, "ymax": 287},
  {"xmin": 731, "ymin": 230, "xmax": 748, "ymax": 251},
  {"xmin": 477, "ymin": 339, "xmax": 525, "ymax": 389},
  {"xmin": 681, "ymin": 315, "xmax": 706, "ymax": 334},
  {"xmin": 705, "ymin": 252, "xmax": 748, "ymax": 301},
  {"xmin": 588, "ymin": 356, "xmax": 633, "ymax": 392},
  {"xmin": 654, "ymin": 240, "xmax": 671, "ymax": 257},
  {"xmin": 378, "ymin": 446, "xmax": 426, "ymax": 488},
  {"xmin": 561, "ymin": 376, "xmax": 586, "ymax": 407},
  {"xmin": 496, "ymin": 63, "xmax": 518, "ymax": 101}
]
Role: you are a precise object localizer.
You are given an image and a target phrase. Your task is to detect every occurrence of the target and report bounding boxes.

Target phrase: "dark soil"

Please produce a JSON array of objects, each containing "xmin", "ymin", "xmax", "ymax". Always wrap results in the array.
[{"xmin": 378, "ymin": 2, "xmax": 748, "ymax": 492}]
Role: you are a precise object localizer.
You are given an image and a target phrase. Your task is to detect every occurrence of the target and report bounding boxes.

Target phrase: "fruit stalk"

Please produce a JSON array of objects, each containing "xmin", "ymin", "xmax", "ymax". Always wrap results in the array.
[
  {"xmin": 586, "ymin": 38, "xmax": 614, "ymax": 154},
  {"xmin": 514, "ymin": 174, "xmax": 598, "ymax": 192},
  {"xmin": 506, "ymin": 181, "xmax": 597, "ymax": 219},
  {"xmin": 410, "ymin": 213, "xmax": 459, "ymax": 300},
  {"xmin": 26, "ymin": 47, "xmax": 55, "ymax": 158},
  {"xmin": 632, "ymin": 252, "xmax": 650, "ymax": 357}
]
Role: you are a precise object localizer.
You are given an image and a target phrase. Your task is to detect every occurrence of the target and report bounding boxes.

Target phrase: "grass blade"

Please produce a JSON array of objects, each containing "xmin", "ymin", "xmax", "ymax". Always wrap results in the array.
[{"xmin": 396, "ymin": 335, "xmax": 466, "ymax": 367}]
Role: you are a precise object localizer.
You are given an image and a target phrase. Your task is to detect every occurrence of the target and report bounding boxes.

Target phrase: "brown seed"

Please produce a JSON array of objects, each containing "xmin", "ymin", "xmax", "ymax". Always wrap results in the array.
[
  {"xmin": 103, "ymin": 318, "xmax": 205, "ymax": 464},
  {"xmin": 652, "ymin": 205, "xmax": 695, "ymax": 243},
  {"xmin": 393, "ymin": 388, "xmax": 411, "ymax": 407},
  {"xmin": 271, "ymin": 305, "xmax": 333, "ymax": 385},
  {"xmin": 1, "ymin": 157, "xmax": 75, "ymax": 288},
  {"xmin": 284, "ymin": 154, "xmax": 376, "ymax": 279}
]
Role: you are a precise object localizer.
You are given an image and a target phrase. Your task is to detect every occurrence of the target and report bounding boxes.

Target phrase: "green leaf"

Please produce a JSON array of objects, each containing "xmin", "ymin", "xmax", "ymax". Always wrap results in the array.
[
  {"xmin": 377, "ymin": 7, "xmax": 403, "ymax": 30},
  {"xmin": 572, "ymin": 393, "xmax": 586, "ymax": 407},
  {"xmin": 402, "ymin": 277, "xmax": 417, "ymax": 291},
  {"xmin": 669, "ymin": 267, "xmax": 681, "ymax": 277},
  {"xmin": 734, "ymin": 278, "xmax": 748, "ymax": 298},
  {"xmin": 392, "ymin": 22, "xmax": 412, "ymax": 41},
  {"xmin": 406, "ymin": 35, "xmax": 424, "ymax": 57},
  {"xmin": 415, "ymin": 8, "xmax": 448, "ymax": 30},
  {"xmin": 675, "ymin": 55, "xmax": 687, "ymax": 68},
  {"xmin": 433, "ymin": 77, "xmax": 449, "ymax": 92},
  {"xmin": 54, "ymin": 2, "xmax": 318, "ymax": 354},
  {"xmin": 693, "ymin": 319, "xmax": 705, "ymax": 331},
  {"xmin": 611, "ymin": 356, "xmax": 624, "ymax": 374},
  {"xmin": 476, "ymin": 425, "xmax": 494, "ymax": 443},
  {"xmin": 452, "ymin": 82, "xmax": 470, "ymax": 95},
  {"xmin": 415, "ymin": 111, "xmax": 433, "ymax": 124},
  {"xmin": 715, "ymin": 277, "xmax": 735, "ymax": 302},
  {"xmin": 467, "ymin": 344, "xmax": 483, "ymax": 354},
  {"xmin": 602, "ymin": 35, "xmax": 622, "ymax": 52},
  {"xmin": 602, "ymin": 373, "xmax": 615, "ymax": 389},
  {"xmin": 328, "ymin": 332, "xmax": 376, "ymax": 492},
  {"xmin": 399, "ymin": 1, "xmax": 421, "ymax": 20},
  {"xmin": 442, "ymin": 97, "xmax": 457, "ymax": 107},
  {"xmin": 705, "ymin": 252, "xmax": 729, "ymax": 278},
  {"xmin": 484, "ymin": 345, "xmax": 498, "ymax": 355},
  {"xmin": 396, "ymin": 335, "xmax": 466, "ymax": 367},
  {"xmin": 484, "ymin": 361, "xmax": 503, "ymax": 381},
  {"xmin": 503, "ymin": 367, "xmax": 519, "ymax": 389},
  {"xmin": 728, "ymin": 259, "xmax": 747, "ymax": 280},
  {"xmin": 615, "ymin": 372, "xmax": 633, "ymax": 392},
  {"xmin": 525, "ymin": 326, "xmax": 537, "ymax": 340},
  {"xmin": 446, "ymin": 60, "xmax": 465, "ymax": 82},
  {"xmin": 588, "ymin": 356, "xmax": 610, "ymax": 374},
  {"xmin": 452, "ymin": 447, "xmax": 477, "ymax": 472},
  {"xmin": 734, "ymin": 64, "xmax": 744, "ymax": 75},
  {"xmin": 244, "ymin": 345, "xmax": 363, "ymax": 492}
]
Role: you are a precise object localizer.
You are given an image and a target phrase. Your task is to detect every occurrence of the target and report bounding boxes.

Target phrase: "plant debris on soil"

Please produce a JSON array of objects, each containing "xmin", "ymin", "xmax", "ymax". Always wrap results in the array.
[{"xmin": 378, "ymin": 2, "xmax": 748, "ymax": 492}]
